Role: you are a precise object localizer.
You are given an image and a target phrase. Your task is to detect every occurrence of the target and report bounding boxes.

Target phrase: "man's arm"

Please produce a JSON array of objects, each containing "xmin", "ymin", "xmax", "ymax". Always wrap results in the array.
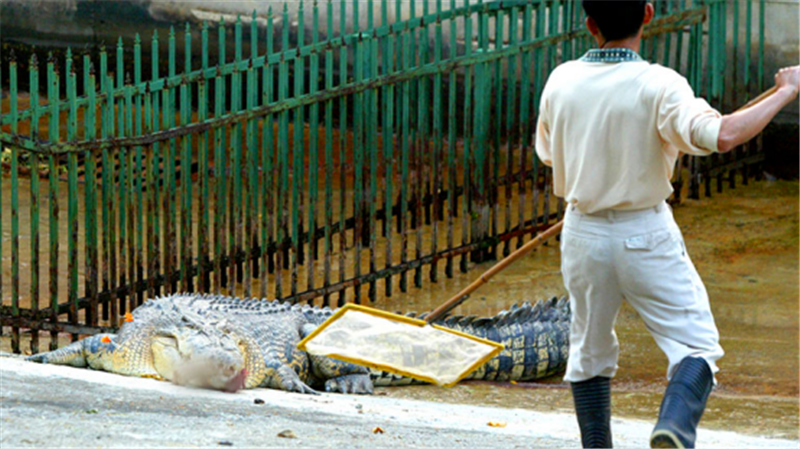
[{"xmin": 717, "ymin": 66, "xmax": 799, "ymax": 153}]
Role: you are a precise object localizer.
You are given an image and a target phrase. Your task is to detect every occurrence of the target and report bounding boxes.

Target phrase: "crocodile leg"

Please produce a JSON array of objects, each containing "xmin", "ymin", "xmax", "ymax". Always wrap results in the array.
[
  {"xmin": 260, "ymin": 362, "xmax": 319, "ymax": 395},
  {"xmin": 323, "ymin": 374, "xmax": 374, "ymax": 394}
]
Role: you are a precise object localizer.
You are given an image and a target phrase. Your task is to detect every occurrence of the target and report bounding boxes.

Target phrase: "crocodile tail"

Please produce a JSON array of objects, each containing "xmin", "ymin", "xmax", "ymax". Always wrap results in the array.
[
  {"xmin": 369, "ymin": 296, "xmax": 571, "ymax": 386},
  {"xmin": 457, "ymin": 296, "xmax": 571, "ymax": 382}
]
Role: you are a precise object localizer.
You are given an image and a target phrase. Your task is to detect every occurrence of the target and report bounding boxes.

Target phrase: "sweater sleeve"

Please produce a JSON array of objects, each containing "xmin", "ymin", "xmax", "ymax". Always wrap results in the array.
[{"xmin": 656, "ymin": 74, "xmax": 722, "ymax": 156}]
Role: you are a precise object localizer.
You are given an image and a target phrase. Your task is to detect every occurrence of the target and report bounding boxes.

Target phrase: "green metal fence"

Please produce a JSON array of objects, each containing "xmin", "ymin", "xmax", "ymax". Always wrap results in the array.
[{"xmin": 0, "ymin": 0, "xmax": 768, "ymax": 354}]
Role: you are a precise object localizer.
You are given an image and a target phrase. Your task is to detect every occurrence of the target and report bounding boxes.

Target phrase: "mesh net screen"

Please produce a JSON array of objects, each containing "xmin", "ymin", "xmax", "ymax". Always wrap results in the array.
[{"xmin": 302, "ymin": 310, "xmax": 501, "ymax": 386}]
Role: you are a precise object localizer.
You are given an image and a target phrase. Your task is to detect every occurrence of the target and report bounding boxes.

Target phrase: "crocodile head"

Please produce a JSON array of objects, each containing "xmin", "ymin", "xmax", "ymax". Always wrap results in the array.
[{"xmin": 150, "ymin": 317, "xmax": 247, "ymax": 393}]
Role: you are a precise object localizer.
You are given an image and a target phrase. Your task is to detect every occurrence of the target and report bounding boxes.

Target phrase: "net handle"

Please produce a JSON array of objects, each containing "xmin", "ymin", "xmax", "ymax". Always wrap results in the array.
[{"xmin": 426, "ymin": 220, "xmax": 564, "ymax": 323}]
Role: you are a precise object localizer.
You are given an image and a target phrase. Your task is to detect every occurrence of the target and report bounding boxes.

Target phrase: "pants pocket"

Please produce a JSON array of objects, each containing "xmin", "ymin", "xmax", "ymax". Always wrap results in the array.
[{"xmin": 624, "ymin": 230, "xmax": 673, "ymax": 251}]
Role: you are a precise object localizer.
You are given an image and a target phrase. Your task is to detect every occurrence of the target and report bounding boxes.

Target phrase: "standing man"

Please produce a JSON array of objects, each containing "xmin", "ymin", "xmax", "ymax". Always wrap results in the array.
[{"xmin": 535, "ymin": 1, "xmax": 799, "ymax": 448}]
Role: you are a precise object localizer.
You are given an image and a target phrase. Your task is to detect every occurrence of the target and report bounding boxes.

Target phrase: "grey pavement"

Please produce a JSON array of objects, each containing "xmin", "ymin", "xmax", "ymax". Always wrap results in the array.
[{"xmin": 0, "ymin": 356, "xmax": 795, "ymax": 448}]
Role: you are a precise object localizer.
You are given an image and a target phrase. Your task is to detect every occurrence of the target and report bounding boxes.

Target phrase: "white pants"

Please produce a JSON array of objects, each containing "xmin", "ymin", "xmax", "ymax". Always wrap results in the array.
[{"xmin": 560, "ymin": 202, "xmax": 723, "ymax": 383}]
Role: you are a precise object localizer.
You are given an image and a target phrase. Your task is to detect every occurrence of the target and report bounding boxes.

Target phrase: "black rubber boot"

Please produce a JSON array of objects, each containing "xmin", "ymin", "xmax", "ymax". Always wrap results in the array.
[
  {"xmin": 570, "ymin": 376, "xmax": 613, "ymax": 448},
  {"xmin": 650, "ymin": 357, "xmax": 714, "ymax": 449}
]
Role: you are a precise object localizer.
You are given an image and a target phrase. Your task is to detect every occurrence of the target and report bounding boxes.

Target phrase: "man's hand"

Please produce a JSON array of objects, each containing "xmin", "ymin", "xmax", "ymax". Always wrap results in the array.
[{"xmin": 775, "ymin": 66, "xmax": 799, "ymax": 98}]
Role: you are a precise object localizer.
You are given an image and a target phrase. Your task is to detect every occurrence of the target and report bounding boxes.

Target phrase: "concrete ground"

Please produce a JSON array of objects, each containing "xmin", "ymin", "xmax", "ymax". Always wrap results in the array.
[{"xmin": 0, "ymin": 356, "xmax": 795, "ymax": 448}]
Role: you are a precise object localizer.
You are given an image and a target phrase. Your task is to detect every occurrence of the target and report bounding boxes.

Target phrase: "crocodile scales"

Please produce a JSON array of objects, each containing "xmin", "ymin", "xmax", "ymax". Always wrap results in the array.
[{"xmin": 27, "ymin": 293, "xmax": 570, "ymax": 394}]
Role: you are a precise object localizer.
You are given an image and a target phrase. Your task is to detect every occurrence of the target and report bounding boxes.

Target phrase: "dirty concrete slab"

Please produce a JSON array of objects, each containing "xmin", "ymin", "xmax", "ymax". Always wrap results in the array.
[{"xmin": 0, "ymin": 357, "xmax": 795, "ymax": 448}]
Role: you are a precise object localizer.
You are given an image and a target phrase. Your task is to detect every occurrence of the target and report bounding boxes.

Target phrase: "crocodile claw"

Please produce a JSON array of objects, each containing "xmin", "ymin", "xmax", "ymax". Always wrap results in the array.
[{"xmin": 284, "ymin": 378, "xmax": 320, "ymax": 395}]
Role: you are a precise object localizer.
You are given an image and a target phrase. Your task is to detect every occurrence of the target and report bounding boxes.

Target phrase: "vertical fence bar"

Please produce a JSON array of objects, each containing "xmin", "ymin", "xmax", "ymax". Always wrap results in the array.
[
  {"xmin": 118, "ymin": 66, "xmax": 131, "ymax": 313},
  {"xmin": 230, "ymin": 17, "xmax": 243, "ymax": 293},
  {"xmin": 492, "ymin": 6, "xmax": 504, "ymax": 262},
  {"xmin": 532, "ymin": 0, "xmax": 544, "ymax": 234},
  {"xmin": 29, "ymin": 54, "xmax": 41, "ymax": 352},
  {"xmin": 367, "ymin": 3, "xmax": 379, "ymax": 302},
  {"xmin": 249, "ymin": 12, "xmax": 260, "ymax": 295},
  {"xmin": 308, "ymin": 1, "xmax": 321, "ymax": 302},
  {"xmin": 337, "ymin": 0, "xmax": 348, "ymax": 305},
  {"xmin": 181, "ymin": 25, "xmax": 194, "ymax": 294},
  {"xmin": 407, "ymin": 2, "xmax": 417, "ymax": 276},
  {"xmin": 99, "ymin": 48, "xmax": 111, "ymax": 321},
  {"xmin": 158, "ymin": 74, "xmax": 170, "ymax": 298},
  {"xmin": 430, "ymin": 0, "xmax": 443, "ymax": 284},
  {"xmin": 243, "ymin": 17, "xmax": 255, "ymax": 298},
  {"xmin": 67, "ymin": 59, "xmax": 79, "ymax": 340},
  {"xmin": 505, "ymin": 6, "xmax": 518, "ymax": 256},
  {"xmin": 158, "ymin": 35, "xmax": 170, "ymax": 296},
  {"xmin": 400, "ymin": 19, "xmax": 411, "ymax": 291},
  {"xmin": 460, "ymin": 0, "xmax": 472, "ymax": 274},
  {"xmin": 214, "ymin": 48, "xmax": 226, "ymax": 294},
  {"xmin": 47, "ymin": 56, "xmax": 60, "ymax": 350},
  {"xmin": 167, "ymin": 27, "xmax": 178, "ymax": 292},
  {"xmin": 445, "ymin": 0, "xmax": 457, "ymax": 279},
  {"xmin": 134, "ymin": 35, "xmax": 145, "ymax": 304},
  {"xmin": 123, "ymin": 76, "xmax": 135, "ymax": 313},
  {"xmin": 323, "ymin": 0, "xmax": 334, "ymax": 305},
  {"xmin": 144, "ymin": 85, "xmax": 156, "ymax": 301},
  {"xmin": 261, "ymin": 9, "xmax": 275, "ymax": 297},
  {"xmin": 292, "ymin": 3, "xmax": 306, "ymax": 299},
  {"xmin": 518, "ymin": 3, "xmax": 532, "ymax": 249},
  {"xmin": 149, "ymin": 32, "xmax": 161, "ymax": 298},
  {"xmin": 199, "ymin": 23, "xmax": 211, "ymax": 293},
  {"xmin": 10, "ymin": 55, "xmax": 20, "ymax": 352},
  {"xmin": 382, "ymin": 0, "xmax": 396, "ymax": 296},
  {"xmin": 108, "ymin": 72, "xmax": 120, "ymax": 315},
  {"xmin": 352, "ymin": 3, "xmax": 364, "ymax": 303},
  {"xmin": 420, "ymin": 0, "xmax": 431, "ymax": 231},
  {"xmin": 413, "ymin": 0, "xmax": 429, "ymax": 289},
  {"xmin": 84, "ymin": 56, "xmax": 99, "ymax": 326},
  {"xmin": 180, "ymin": 77, "xmax": 192, "ymax": 293},
  {"xmin": 277, "ymin": 4, "xmax": 290, "ymax": 300},
  {"xmin": 322, "ymin": 0, "xmax": 336, "ymax": 307}
]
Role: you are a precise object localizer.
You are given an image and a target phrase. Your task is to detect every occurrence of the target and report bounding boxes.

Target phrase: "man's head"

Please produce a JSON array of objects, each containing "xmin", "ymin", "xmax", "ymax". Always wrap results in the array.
[{"xmin": 582, "ymin": 1, "xmax": 654, "ymax": 45}]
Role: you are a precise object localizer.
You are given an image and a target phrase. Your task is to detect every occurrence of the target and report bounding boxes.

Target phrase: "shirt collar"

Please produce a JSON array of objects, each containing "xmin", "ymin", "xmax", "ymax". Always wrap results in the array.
[{"xmin": 580, "ymin": 48, "xmax": 643, "ymax": 63}]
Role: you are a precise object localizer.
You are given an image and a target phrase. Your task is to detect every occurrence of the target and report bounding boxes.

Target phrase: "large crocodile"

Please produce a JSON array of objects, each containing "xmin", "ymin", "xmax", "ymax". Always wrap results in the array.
[{"xmin": 27, "ymin": 293, "xmax": 570, "ymax": 395}]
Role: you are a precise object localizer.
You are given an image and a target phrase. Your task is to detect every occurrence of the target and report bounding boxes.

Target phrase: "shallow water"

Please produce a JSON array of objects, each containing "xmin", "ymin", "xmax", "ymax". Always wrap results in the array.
[{"xmin": 2, "ymin": 177, "xmax": 797, "ymax": 439}]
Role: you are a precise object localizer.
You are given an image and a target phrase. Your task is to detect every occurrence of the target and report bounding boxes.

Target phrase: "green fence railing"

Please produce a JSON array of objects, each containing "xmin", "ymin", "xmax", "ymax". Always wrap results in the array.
[{"xmin": 0, "ymin": 0, "xmax": 768, "ymax": 354}]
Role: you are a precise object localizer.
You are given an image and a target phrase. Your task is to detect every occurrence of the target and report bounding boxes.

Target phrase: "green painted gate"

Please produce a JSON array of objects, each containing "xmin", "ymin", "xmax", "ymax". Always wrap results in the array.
[{"xmin": 0, "ymin": 0, "xmax": 768, "ymax": 354}]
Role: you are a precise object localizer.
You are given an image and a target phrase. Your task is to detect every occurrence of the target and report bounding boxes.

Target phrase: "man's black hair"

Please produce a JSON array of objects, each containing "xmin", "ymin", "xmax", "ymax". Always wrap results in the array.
[{"xmin": 582, "ymin": 0, "xmax": 648, "ymax": 42}]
